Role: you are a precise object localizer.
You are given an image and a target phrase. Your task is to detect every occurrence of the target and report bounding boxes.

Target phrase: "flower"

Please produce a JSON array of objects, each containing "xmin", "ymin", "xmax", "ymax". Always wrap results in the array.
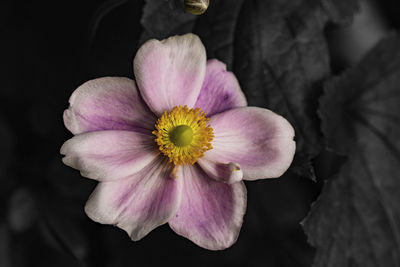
[{"xmin": 60, "ymin": 34, "xmax": 295, "ymax": 250}]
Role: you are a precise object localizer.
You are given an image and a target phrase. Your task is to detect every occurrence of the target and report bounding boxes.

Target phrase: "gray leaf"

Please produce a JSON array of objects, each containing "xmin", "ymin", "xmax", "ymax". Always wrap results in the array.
[
  {"xmin": 194, "ymin": 0, "xmax": 245, "ymax": 69},
  {"xmin": 322, "ymin": 0, "xmax": 360, "ymax": 24},
  {"xmin": 303, "ymin": 35, "xmax": 400, "ymax": 267},
  {"xmin": 233, "ymin": 0, "xmax": 332, "ymax": 179}
]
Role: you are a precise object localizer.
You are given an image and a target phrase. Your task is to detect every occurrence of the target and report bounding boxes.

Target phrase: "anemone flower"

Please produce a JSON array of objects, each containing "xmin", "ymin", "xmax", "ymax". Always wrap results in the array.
[{"xmin": 60, "ymin": 34, "xmax": 295, "ymax": 250}]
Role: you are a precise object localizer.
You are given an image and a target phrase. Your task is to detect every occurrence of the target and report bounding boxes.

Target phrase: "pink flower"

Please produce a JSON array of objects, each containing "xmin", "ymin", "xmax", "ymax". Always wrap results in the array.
[{"xmin": 60, "ymin": 34, "xmax": 295, "ymax": 250}]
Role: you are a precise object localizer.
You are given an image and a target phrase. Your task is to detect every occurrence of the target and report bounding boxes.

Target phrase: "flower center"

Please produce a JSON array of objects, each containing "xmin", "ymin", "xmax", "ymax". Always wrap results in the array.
[
  {"xmin": 153, "ymin": 106, "xmax": 214, "ymax": 165},
  {"xmin": 169, "ymin": 125, "xmax": 193, "ymax": 147}
]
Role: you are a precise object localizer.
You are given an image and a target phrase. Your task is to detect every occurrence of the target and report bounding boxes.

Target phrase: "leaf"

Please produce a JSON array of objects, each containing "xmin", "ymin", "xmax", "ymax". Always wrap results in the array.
[
  {"xmin": 193, "ymin": 0, "xmax": 245, "ymax": 69},
  {"xmin": 139, "ymin": 0, "xmax": 196, "ymax": 44},
  {"xmin": 303, "ymin": 35, "xmax": 400, "ymax": 267},
  {"xmin": 233, "ymin": 0, "xmax": 332, "ymax": 179},
  {"xmin": 321, "ymin": 0, "xmax": 360, "ymax": 24},
  {"xmin": 243, "ymin": 173, "xmax": 318, "ymax": 267}
]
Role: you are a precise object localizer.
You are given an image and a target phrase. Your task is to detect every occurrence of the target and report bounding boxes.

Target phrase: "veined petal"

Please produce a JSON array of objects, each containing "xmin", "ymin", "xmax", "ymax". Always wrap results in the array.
[
  {"xmin": 206, "ymin": 107, "xmax": 296, "ymax": 180},
  {"xmin": 60, "ymin": 130, "xmax": 157, "ymax": 181},
  {"xmin": 85, "ymin": 158, "xmax": 182, "ymax": 241},
  {"xmin": 64, "ymin": 77, "xmax": 156, "ymax": 135},
  {"xmin": 197, "ymin": 158, "xmax": 243, "ymax": 184},
  {"xmin": 169, "ymin": 164, "xmax": 247, "ymax": 250},
  {"xmin": 134, "ymin": 34, "xmax": 206, "ymax": 116},
  {"xmin": 195, "ymin": 59, "xmax": 247, "ymax": 116}
]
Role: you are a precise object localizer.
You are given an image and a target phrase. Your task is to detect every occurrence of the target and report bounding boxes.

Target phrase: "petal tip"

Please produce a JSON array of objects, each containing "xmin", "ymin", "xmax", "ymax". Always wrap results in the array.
[
  {"xmin": 133, "ymin": 33, "xmax": 206, "ymax": 116},
  {"xmin": 169, "ymin": 166, "xmax": 247, "ymax": 251},
  {"xmin": 228, "ymin": 162, "xmax": 243, "ymax": 184}
]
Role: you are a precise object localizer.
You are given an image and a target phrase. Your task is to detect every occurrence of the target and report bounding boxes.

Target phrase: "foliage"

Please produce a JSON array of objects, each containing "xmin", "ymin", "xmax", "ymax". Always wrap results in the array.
[{"xmin": 304, "ymin": 35, "xmax": 400, "ymax": 267}]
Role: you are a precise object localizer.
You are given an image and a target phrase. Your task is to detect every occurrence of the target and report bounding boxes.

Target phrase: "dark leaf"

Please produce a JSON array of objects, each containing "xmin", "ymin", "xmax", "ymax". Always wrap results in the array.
[
  {"xmin": 233, "ymin": 0, "xmax": 332, "ymax": 179},
  {"xmin": 303, "ymin": 35, "xmax": 400, "ymax": 267},
  {"xmin": 139, "ymin": 0, "xmax": 196, "ymax": 44},
  {"xmin": 322, "ymin": 0, "xmax": 360, "ymax": 24},
  {"xmin": 194, "ymin": 0, "xmax": 244, "ymax": 69},
  {"xmin": 243, "ymin": 173, "xmax": 319, "ymax": 267},
  {"xmin": 318, "ymin": 34, "xmax": 400, "ymax": 154}
]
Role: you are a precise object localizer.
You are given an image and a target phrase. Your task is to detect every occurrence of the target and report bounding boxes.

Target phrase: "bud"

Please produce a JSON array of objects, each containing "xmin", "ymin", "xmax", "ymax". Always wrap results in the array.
[{"xmin": 184, "ymin": 0, "xmax": 209, "ymax": 15}]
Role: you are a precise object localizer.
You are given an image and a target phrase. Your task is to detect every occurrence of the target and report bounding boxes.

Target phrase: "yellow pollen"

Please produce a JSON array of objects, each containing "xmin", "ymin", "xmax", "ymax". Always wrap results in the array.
[{"xmin": 152, "ymin": 105, "xmax": 214, "ymax": 165}]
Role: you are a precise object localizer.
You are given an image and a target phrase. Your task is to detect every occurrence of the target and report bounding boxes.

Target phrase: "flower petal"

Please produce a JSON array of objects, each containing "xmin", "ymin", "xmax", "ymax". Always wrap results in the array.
[
  {"xmin": 197, "ymin": 158, "xmax": 243, "ymax": 184},
  {"xmin": 85, "ymin": 158, "xmax": 182, "ymax": 241},
  {"xmin": 195, "ymin": 59, "xmax": 247, "ymax": 116},
  {"xmin": 169, "ymin": 164, "xmax": 247, "ymax": 250},
  {"xmin": 64, "ymin": 77, "xmax": 156, "ymax": 135},
  {"xmin": 134, "ymin": 34, "xmax": 206, "ymax": 116},
  {"xmin": 206, "ymin": 107, "xmax": 296, "ymax": 180},
  {"xmin": 60, "ymin": 130, "xmax": 158, "ymax": 181}
]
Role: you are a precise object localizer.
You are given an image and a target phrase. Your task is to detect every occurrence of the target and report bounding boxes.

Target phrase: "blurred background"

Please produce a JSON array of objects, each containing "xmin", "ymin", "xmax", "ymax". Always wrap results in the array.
[{"xmin": 1, "ymin": 0, "xmax": 399, "ymax": 266}]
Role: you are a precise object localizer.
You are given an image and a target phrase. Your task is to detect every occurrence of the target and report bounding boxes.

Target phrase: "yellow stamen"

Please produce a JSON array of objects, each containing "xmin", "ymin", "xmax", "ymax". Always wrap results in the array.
[{"xmin": 152, "ymin": 106, "xmax": 214, "ymax": 165}]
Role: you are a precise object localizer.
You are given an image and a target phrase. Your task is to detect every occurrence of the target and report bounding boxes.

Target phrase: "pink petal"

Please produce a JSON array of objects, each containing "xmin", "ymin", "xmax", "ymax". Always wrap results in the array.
[
  {"xmin": 169, "ymin": 164, "xmax": 247, "ymax": 250},
  {"xmin": 64, "ymin": 77, "xmax": 156, "ymax": 135},
  {"xmin": 134, "ymin": 34, "xmax": 206, "ymax": 116},
  {"xmin": 195, "ymin": 59, "xmax": 247, "ymax": 116},
  {"xmin": 206, "ymin": 107, "xmax": 296, "ymax": 181},
  {"xmin": 85, "ymin": 158, "xmax": 182, "ymax": 241},
  {"xmin": 197, "ymin": 158, "xmax": 243, "ymax": 184},
  {"xmin": 60, "ymin": 130, "xmax": 158, "ymax": 181}
]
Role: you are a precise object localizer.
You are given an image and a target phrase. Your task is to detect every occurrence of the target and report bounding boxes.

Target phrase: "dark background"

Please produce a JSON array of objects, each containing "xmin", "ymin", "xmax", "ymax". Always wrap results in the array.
[{"xmin": 1, "ymin": 0, "xmax": 399, "ymax": 266}]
